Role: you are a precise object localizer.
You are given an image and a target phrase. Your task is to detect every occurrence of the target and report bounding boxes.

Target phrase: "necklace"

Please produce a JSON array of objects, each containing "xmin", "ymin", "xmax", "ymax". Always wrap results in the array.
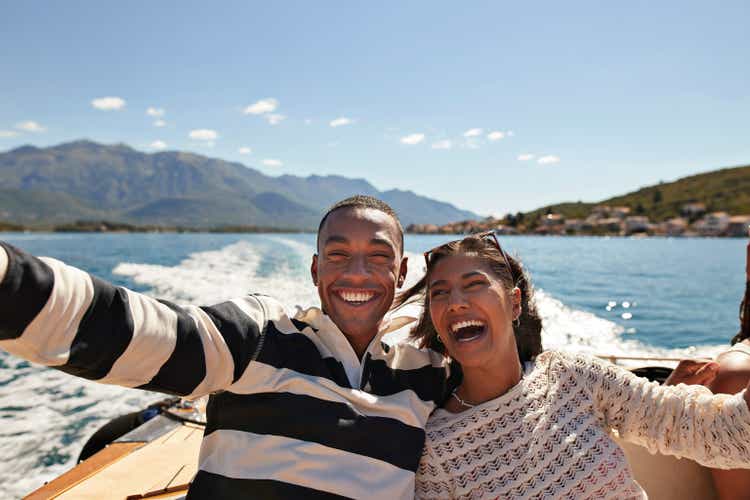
[
  {"xmin": 450, "ymin": 388, "xmax": 476, "ymax": 409},
  {"xmin": 451, "ymin": 365, "xmax": 525, "ymax": 410}
]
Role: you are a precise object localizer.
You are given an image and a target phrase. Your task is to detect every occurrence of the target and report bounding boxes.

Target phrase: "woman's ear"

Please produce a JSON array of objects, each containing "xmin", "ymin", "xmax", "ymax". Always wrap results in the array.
[{"xmin": 512, "ymin": 286, "xmax": 522, "ymax": 317}]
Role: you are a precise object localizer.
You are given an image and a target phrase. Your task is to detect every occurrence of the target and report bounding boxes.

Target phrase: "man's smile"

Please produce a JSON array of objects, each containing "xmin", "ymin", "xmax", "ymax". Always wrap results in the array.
[{"xmin": 332, "ymin": 287, "xmax": 380, "ymax": 306}]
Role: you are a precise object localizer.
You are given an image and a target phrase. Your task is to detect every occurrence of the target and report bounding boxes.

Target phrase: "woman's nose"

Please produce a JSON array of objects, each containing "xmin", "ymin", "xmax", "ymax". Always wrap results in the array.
[{"xmin": 446, "ymin": 289, "xmax": 469, "ymax": 311}]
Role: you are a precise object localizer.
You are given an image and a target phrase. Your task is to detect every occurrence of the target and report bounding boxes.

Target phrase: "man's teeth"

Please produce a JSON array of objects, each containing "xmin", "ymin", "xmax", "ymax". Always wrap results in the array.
[
  {"xmin": 339, "ymin": 291, "xmax": 375, "ymax": 303},
  {"xmin": 450, "ymin": 319, "xmax": 485, "ymax": 333}
]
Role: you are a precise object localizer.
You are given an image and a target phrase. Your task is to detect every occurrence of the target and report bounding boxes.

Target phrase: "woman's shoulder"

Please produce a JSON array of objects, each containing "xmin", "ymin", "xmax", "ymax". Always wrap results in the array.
[{"xmin": 534, "ymin": 349, "xmax": 605, "ymax": 371}]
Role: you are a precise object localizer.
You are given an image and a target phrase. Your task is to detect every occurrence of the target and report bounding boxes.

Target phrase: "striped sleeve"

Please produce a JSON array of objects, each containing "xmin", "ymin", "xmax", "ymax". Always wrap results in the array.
[{"xmin": 0, "ymin": 242, "xmax": 266, "ymax": 398}]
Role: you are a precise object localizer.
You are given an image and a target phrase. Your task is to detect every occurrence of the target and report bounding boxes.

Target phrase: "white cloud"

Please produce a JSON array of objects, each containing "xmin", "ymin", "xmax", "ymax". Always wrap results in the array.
[
  {"xmin": 304, "ymin": 118, "xmax": 312, "ymax": 125},
  {"xmin": 400, "ymin": 133, "xmax": 425, "ymax": 145},
  {"xmin": 243, "ymin": 98, "xmax": 279, "ymax": 115},
  {"xmin": 262, "ymin": 158, "xmax": 283, "ymax": 167},
  {"xmin": 189, "ymin": 129, "xmax": 218, "ymax": 141},
  {"xmin": 15, "ymin": 121, "xmax": 46, "ymax": 133},
  {"xmin": 146, "ymin": 107, "xmax": 165, "ymax": 117},
  {"xmin": 463, "ymin": 128, "xmax": 483, "ymax": 137},
  {"xmin": 150, "ymin": 140, "xmax": 167, "ymax": 150},
  {"xmin": 538, "ymin": 155, "xmax": 560, "ymax": 164},
  {"xmin": 431, "ymin": 140, "xmax": 452, "ymax": 150},
  {"xmin": 330, "ymin": 117, "xmax": 353, "ymax": 127},
  {"xmin": 0, "ymin": 130, "xmax": 19, "ymax": 138},
  {"xmin": 91, "ymin": 96, "xmax": 126, "ymax": 111},
  {"xmin": 487, "ymin": 131, "xmax": 505, "ymax": 141},
  {"xmin": 265, "ymin": 114, "xmax": 286, "ymax": 125},
  {"xmin": 153, "ymin": 119, "xmax": 166, "ymax": 127},
  {"xmin": 238, "ymin": 147, "xmax": 252, "ymax": 155},
  {"xmin": 507, "ymin": 130, "xmax": 515, "ymax": 137},
  {"xmin": 517, "ymin": 154, "xmax": 535, "ymax": 161}
]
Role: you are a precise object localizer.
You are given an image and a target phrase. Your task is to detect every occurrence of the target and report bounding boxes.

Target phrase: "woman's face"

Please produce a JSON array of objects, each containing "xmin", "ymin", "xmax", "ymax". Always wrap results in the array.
[{"xmin": 428, "ymin": 254, "xmax": 520, "ymax": 369}]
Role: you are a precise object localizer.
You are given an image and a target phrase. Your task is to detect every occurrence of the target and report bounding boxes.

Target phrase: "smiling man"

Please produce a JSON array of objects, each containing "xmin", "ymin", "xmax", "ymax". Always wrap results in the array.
[
  {"xmin": 313, "ymin": 201, "xmax": 408, "ymax": 357},
  {"xmin": 0, "ymin": 195, "xmax": 454, "ymax": 499}
]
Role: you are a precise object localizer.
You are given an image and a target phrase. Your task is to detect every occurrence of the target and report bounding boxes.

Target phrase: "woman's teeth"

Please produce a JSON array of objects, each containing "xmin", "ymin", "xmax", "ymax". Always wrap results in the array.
[
  {"xmin": 338, "ymin": 290, "xmax": 376, "ymax": 303},
  {"xmin": 449, "ymin": 320, "xmax": 486, "ymax": 342},
  {"xmin": 450, "ymin": 319, "xmax": 485, "ymax": 333}
]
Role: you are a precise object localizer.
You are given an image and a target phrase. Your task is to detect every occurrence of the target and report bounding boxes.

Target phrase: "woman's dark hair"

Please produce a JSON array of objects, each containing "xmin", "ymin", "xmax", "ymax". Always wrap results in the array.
[
  {"xmin": 731, "ymin": 281, "xmax": 750, "ymax": 345},
  {"xmin": 395, "ymin": 233, "xmax": 543, "ymax": 363}
]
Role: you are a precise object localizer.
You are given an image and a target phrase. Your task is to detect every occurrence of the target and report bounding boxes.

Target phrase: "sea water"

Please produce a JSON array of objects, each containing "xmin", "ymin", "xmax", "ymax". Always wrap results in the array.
[{"xmin": 0, "ymin": 233, "xmax": 746, "ymax": 497}]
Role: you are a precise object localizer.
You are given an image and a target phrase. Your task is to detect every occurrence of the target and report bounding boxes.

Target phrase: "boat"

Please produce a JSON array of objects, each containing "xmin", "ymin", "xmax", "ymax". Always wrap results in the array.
[{"xmin": 23, "ymin": 355, "xmax": 718, "ymax": 499}]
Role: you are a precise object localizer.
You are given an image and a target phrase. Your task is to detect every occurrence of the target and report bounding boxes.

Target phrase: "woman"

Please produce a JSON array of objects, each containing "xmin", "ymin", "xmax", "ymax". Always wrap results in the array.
[{"xmin": 405, "ymin": 231, "xmax": 750, "ymax": 499}]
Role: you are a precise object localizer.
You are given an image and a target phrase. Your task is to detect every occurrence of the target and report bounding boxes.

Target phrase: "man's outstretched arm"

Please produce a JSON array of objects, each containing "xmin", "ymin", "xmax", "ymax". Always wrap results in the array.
[{"xmin": 0, "ymin": 242, "xmax": 265, "ymax": 397}]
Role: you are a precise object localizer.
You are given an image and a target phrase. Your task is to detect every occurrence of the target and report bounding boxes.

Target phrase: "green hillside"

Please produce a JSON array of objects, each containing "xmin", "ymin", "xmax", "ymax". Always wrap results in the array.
[{"xmin": 524, "ymin": 164, "xmax": 750, "ymax": 222}]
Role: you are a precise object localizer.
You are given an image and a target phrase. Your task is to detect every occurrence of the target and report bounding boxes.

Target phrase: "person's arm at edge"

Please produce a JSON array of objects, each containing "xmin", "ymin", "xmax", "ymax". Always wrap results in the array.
[{"xmin": 0, "ymin": 244, "xmax": 7, "ymax": 284}]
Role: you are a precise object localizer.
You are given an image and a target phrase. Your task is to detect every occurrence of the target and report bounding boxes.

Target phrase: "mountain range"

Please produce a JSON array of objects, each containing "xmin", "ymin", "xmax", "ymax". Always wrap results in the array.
[{"xmin": 0, "ymin": 140, "xmax": 478, "ymax": 229}]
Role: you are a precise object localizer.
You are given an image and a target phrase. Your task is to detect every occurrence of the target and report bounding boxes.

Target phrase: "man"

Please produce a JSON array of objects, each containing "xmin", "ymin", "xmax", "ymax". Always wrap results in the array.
[{"xmin": 0, "ymin": 195, "xmax": 454, "ymax": 499}]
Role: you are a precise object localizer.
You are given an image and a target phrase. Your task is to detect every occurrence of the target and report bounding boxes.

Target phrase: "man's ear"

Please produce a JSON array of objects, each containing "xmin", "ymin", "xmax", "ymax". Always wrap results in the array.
[
  {"xmin": 397, "ymin": 256, "xmax": 408, "ymax": 288},
  {"xmin": 311, "ymin": 254, "xmax": 319, "ymax": 286}
]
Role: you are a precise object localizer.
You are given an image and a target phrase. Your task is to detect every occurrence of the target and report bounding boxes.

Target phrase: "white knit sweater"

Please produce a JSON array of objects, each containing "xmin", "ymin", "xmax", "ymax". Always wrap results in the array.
[{"xmin": 416, "ymin": 351, "xmax": 750, "ymax": 499}]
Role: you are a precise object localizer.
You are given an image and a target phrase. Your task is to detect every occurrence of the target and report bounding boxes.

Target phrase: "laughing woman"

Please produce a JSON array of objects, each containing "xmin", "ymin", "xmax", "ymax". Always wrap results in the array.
[{"xmin": 405, "ymin": 232, "xmax": 750, "ymax": 499}]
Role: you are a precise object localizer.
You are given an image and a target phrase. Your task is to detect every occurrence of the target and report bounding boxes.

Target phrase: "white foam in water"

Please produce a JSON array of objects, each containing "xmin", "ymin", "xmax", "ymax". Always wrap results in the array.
[
  {"xmin": 114, "ymin": 238, "xmax": 320, "ymax": 309},
  {"xmin": 535, "ymin": 289, "xmax": 725, "ymax": 365},
  {"xmin": 0, "ymin": 237, "xmax": 729, "ymax": 497}
]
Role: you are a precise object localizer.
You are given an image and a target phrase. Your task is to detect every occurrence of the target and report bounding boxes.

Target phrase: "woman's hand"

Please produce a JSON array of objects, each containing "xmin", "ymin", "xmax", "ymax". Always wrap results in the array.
[{"xmin": 665, "ymin": 359, "xmax": 719, "ymax": 387}]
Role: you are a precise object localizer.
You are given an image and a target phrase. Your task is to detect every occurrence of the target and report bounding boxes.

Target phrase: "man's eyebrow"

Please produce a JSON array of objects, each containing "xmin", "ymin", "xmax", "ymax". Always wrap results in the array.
[
  {"xmin": 370, "ymin": 238, "xmax": 396, "ymax": 250},
  {"xmin": 429, "ymin": 279, "xmax": 448, "ymax": 288},
  {"xmin": 323, "ymin": 235, "xmax": 349, "ymax": 246}
]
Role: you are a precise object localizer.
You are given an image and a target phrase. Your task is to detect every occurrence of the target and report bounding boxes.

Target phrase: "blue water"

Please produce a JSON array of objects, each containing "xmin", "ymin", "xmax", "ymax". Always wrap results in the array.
[
  {"xmin": 0, "ymin": 232, "xmax": 746, "ymax": 497},
  {"xmin": 7, "ymin": 232, "xmax": 742, "ymax": 348}
]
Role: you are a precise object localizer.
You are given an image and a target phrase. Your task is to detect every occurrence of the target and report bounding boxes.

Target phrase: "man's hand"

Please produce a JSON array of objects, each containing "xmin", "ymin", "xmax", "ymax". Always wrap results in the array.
[{"xmin": 665, "ymin": 359, "xmax": 719, "ymax": 387}]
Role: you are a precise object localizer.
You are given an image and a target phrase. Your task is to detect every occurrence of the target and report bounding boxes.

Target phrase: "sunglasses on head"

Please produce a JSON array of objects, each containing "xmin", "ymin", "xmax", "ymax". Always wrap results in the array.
[{"xmin": 423, "ymin": 230, "xmax": 513, "ymax": 273}]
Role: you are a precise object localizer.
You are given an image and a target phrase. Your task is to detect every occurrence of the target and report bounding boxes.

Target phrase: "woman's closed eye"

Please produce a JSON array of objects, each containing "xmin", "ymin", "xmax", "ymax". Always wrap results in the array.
[{"xmin": 465, "ymin": 279, "xmax": 487, "ymax": 290}]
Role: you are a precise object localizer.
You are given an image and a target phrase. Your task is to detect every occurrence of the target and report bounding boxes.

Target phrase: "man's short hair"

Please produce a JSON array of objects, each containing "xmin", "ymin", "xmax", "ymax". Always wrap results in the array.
[{"xmin": 317, "ymin": 195, "xmax": 404, "ymax": 252}]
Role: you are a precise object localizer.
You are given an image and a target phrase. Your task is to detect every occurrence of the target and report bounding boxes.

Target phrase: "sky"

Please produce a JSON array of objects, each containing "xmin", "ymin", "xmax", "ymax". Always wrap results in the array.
[{"xmin": 1, "ymin": 1, "xmax": 750, "ymax": 217}]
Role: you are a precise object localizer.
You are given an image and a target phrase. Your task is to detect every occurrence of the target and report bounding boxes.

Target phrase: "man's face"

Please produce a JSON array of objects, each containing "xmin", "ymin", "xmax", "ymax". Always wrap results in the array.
[{"xmin": 312, "ymin": 207, "xmax": 407, "ymax": 348}]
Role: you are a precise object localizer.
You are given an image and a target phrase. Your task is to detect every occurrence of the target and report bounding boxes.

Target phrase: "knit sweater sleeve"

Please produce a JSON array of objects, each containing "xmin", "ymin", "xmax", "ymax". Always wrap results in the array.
[
  {"xmin": 559, "ymin": 352, "xmax": 750, "ymax": 469},
  {"xmin": 415, "ymin": 438, "xmax": 455, "ymax": 499}
]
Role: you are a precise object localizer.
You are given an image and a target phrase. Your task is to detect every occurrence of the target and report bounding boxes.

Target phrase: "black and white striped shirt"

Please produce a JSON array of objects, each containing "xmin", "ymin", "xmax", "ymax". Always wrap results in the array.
[{"xmin": 0, "ymin": 243, "xmax": 454, "ymax": 499}]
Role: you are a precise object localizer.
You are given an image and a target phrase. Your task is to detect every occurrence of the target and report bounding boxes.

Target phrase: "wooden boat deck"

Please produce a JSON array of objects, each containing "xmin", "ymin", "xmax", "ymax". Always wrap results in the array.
[{"xmin": 25, "ymin": 419, "xmax": 202, "ymax": 500}]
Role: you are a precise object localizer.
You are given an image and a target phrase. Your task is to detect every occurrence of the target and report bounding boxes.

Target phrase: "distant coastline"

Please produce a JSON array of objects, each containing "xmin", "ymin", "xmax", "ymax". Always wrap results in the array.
[{"xmin": 407, "ymin": 202, "xmax": 750, "ymax": 238}]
